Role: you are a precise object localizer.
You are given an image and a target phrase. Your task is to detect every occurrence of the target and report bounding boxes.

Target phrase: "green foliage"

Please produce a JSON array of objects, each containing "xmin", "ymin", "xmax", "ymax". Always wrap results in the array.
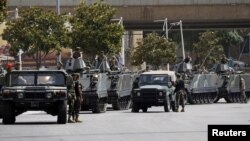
[
  {"xmin": 219, "ymin": 30, "xmax": 243, "ymax": 46},
  {"xmin": 70, "ymin": 0, "xmax": 124, "ymax": 57},
  {"xmin": 0, "ymin": 0, "xmax": 7, "ymax": 22},
  {"xmin": 3, "ymin": 8, "xmax": 69, "ymax": 68},
  {"xmin": 131, "ymin": 33, "xmax": 176, "ymax": 68},
  {"xmin": 193, "ymin": 31, "xmax": 224, "ymax": 67},
  {"xmin": 218, "ymin": 30, "xmax": 243, "ymax": 55}
]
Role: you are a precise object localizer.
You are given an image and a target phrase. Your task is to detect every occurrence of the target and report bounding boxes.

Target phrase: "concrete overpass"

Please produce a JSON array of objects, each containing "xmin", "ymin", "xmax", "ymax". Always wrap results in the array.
[{"xmin": 7, "ymin": 0, "xmax": 250, "ymax": 30}]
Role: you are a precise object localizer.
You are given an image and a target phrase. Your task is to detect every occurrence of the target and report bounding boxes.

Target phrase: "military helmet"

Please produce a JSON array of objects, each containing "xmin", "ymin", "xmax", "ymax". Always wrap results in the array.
[{"xmin": 72, "ymin": 73, "xmax": 80, "ymax": 76}]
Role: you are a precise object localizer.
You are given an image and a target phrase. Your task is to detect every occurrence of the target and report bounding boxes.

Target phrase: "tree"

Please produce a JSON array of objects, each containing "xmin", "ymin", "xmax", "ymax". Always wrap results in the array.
[
  {"xmin": 218, "ymin": 30, "xmax": 243, "ymax": 57},
  {"xmin": 193, "ymin": 31, "xmax": 224, "ymax": 68},
  {"xmin": 0, "ymin": 0, "xmax": 7, "ymax": 23},
  {"xmin": 131, "ymin": 33, "xmax": 176, "ymax": 69},
  {"xmin": 3, "ymin": 8, "xmax": 69, "ymax": 69},
  {"xmin": 70, "ymin": 0, "xmax": 124, "ymax": 58}
]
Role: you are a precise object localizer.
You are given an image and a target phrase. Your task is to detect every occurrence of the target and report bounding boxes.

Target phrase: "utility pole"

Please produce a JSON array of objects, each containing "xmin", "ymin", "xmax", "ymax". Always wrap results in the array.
[
  {"xmin": 111, "ymin": 17, "xmax": 125, "ymax": 68},
  {"xmin": 179, "ymin": 20, "xmax": 185, "ymax": 60},
  {"xmin": 56, "ymin": 0, "xmax": 60, "ymax": 15},
  {"xmin": 154, "ymin": 18, "xmax": 168, "ymax": 39},
  {"xmin": 170, "ymin": 20, "xmax": 185, "ymax": 60},
  {"xmin": 18, "ymin": 49, "xmax": 23, "ymax": 70},
  {"xmin": 163, "ymin": 18, "xmax": 168, "ymax": 39}
]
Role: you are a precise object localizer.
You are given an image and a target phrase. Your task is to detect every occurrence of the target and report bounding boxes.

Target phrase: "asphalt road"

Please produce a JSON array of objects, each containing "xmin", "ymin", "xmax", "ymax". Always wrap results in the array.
[{"xmin": 0, "ymin": 101, "xmax": 250, "ymax": 141}]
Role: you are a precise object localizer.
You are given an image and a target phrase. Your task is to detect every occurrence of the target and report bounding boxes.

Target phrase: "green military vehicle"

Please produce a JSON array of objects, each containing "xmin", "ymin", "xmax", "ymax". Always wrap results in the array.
[
  {"xmin": 131, "ymin": 70, "xmax": 176, "ymax": 112},
  {"xmin": 1, "ymin": 70, "xmax": 68, "ymax": 124}
]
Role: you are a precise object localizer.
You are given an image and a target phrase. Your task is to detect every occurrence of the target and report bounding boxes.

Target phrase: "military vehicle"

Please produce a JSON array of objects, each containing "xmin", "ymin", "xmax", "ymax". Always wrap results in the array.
[
  {"xmin": 186, "ymin": 63, "xmax": 250, "ymax": 104},
  {"xmin": 107, "ymin": 71, "xmax": 134, "ymax": 110},
  {"xmin": 65, "ymin": 57, "xmax": 108, "ymax": 113},
  {"xmin": 1, "ymin": 70, "xmax": 68, "ymax": 124},
  {"xmin": 214, "ymin": 63, "xmax": 250, "ymax": 103},
  {"xmin": 131, "ymin": 70, "xmax": 176, "ymax": 112},
  {"xmin": 0, "ymin": 66, "xmax": 6, "ymax": 118},
  {"xmin": 188, "ymin": 73, "xmax": 219, "ymax": 104}
]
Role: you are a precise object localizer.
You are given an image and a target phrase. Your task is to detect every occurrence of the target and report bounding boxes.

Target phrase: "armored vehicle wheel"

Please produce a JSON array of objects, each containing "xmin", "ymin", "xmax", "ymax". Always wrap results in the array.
[
  {"xmin": 112, "ymin": 100, "xmax": 121, "ymax": 110},
  {"xmin": 131, "ymin": 102, "xmax": 139, "ymax": 113},
  {"xmin": 164, "ymin": 100, "xmax": 170, "ymax": 112},
  {"xmin": 92, "ymin": 99, "xmax": 107, "ymax": 113},
  {"xmin": 142, "ymin": 107, "xmax": 148, "ymax": 112},
  {"xmin": 2, "ymin": 101, "xmax": 15, "ymax": 124},
  {"xmin": 57, "ymin": 101, "xmax": 67, "ymax": 124},
  {"xmin": 187, "ymin": 93, "xmax": 195, "ymax": 104},
  {"xmin": 213, "ymin": 96, "xmax": 220, "ymax": 103}
]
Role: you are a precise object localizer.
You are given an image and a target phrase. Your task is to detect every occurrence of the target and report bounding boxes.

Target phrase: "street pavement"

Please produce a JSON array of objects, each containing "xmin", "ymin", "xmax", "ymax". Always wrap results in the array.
[{"xmin": 0, "ymin": 101, "xmax": 250, "ymax": 141}]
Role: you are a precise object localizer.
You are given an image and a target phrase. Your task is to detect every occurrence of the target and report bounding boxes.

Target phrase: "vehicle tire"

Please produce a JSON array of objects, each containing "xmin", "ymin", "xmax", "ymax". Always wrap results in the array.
[
  {"xmin": 164, "ymin": 99, "xmax": 170, "ymax": 112},
  {"xmin": 142, "ymin": 107, "xmax": 148, "ymax": 112},
  {"xmin": 0, "ymin": 100, "xmax": 3, "ymax": 118},
  {"xmin": 92, "ymin": 99, "xmax": 102, "ymax": 113},
  {"xmin": 2, "ymin": 101, "xmax": 15, "ymax": 124},
  {"xmin": 57, "ymin": 101, "xmax": 67, "ymax": 124},
  {"xmin": 112, "ymin": 100, "xmax": 121, "ymax": 110},
  {"xmin": 131, "ymin": 102, "xmax": 139, "ymax": 113}
]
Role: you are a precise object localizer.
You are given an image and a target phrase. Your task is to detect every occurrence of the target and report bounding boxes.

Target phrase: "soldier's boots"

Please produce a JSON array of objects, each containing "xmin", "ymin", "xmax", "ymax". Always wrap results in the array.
[
  {"xmin": 68, "ymin": 116, "xmax": 75, "ymax": 123},
  {"xmin": 175, "ymin": 108, "xmax": 179, "ymax": 112},
  {"xmin": 75, "ymin": 115, "xmax": 82, "ymax": 123},
  {"xmin": 181, "ymin": 108, "xmax": 185, "ymax": 112}
]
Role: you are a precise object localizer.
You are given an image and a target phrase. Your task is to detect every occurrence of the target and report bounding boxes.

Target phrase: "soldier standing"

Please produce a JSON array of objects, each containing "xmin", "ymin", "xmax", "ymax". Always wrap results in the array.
[
  {"xmin": 239, "ymin": 75, "xmax": 247, "ymax": 103},
  {"xmin": 174, "ymin": 73, "xmax": 185, "ymax": 112},
  {"xmin": 72, "ymin": 73, "xmax": 83, "ymax": 122},
  {"xmin": 220, "ymin": 54, "xmax": 228, "ymax": 64},
  {"xmin": 73, "ymin": 47, "xmax": 81, "ymax": 59},
  {"xmin": 67, "ymin": 75, "xmax": 75, "ymax": 123}
]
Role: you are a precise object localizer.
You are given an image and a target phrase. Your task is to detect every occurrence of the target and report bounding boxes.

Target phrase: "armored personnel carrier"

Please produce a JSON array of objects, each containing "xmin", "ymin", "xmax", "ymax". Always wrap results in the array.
[
  {"xmin": 214, "ymin": 63, "xmax": 250, "ymax": 103},
  {"xmin": 188, "ymin": 73, "xmax": 219, "ymax": 104},
  {"xmin": 65, "ymin": 57, "xmax": 108, "ymax": 113},
  {"xmin": 187, "ymin": 63, "xmax": 250, "ymax": 104},
  {"xmin": 107, "ymin": 71, "xmax": 134, "ymax": 110},
  {"xmin": 1, "ymin": 70, "xmax": 68, "ymax": 124},
  {"xmin": 131, "ymin": 70, "xmax": 176, "ymax": 112}
]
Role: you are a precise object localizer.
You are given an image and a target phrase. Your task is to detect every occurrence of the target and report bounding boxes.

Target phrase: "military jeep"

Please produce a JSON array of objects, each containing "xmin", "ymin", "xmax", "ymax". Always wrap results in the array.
[
  {"xmin": 131, "ymin": 70, "xmax": 176, "ymax": 112},
  {"xmin": 1, "ymin": 70, "xmax": 68, "ymax": 124}
]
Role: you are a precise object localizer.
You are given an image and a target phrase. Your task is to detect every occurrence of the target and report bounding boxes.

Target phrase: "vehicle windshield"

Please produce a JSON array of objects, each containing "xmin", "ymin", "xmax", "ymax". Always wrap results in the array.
[
  {"xmin": 139, "ymin": 74, "xmax": 170, "ymax": 86},
  {"xmin": 37, "ymin": 73, "xmax": 65, "ymax": 86},
  {"xmin": 10, "ymin": 72, "xmax": 65, "ymax": 86},
  {"xmin": 11, "ymin": 73, "xmax": 35, "ymax": 86}
]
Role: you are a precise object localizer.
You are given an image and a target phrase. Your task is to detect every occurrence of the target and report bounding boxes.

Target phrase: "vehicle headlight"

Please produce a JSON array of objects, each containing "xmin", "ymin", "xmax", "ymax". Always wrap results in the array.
[
  {"xmin": 159, "ymin": 92, "xmax": 163, "ymax": 96},
  {"xmin": 137, "ymin": 92, "xmax": 141, "ymax": 96},
  {"xmin": 46, "ymin": 93, "xmax": 53, "ymax": 99},
  {"xmin": 17, "ymin": 93, "xmax": 24, "ymax": 99}
]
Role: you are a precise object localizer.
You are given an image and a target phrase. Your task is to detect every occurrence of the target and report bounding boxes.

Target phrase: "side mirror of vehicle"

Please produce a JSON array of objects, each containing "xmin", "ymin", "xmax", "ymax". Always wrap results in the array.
[{"xmin": 167, "ymin": 82, "xmax": 173, "ymax": 88}]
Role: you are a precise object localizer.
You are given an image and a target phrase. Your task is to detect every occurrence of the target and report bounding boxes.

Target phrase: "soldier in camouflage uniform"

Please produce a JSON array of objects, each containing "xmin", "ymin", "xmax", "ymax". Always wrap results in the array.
[
  {"xmin": 239, "ymin": 75, "xmax": 247, "ymax": 103},
  {"xmin": 174, "ymin": 73, "xmax": 185, "ymax": 112},
  {"xmin": 67, "ymin": 75, "xmax": 76, "ymax": 123},
  {"xmin": 72, "ymin": 73, "xmax": 83, "ymax": 122}
]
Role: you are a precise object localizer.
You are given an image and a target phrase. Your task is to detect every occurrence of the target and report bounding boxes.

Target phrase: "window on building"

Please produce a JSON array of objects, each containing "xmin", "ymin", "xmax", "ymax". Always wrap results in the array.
[{"xmin": 240, "ymin": 36, "xmax": 250, "ymax": 54}]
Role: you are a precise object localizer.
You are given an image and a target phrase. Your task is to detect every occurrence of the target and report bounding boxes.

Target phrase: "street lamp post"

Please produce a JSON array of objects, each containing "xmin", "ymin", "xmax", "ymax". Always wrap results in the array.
[
  {"xmin": 56, "ymin": 0, "xmax": 60, "ymax": 15},
  {"xmin": 154, "ymin": 18, "xmax": 168, "ymax": 39},
  {"xmin": 111, "ymin": 17, "xmax": 125, "ymax": 67},
  {"xmin": 170, "ymin": 20, "xmax": 185, "ymax": 60}
]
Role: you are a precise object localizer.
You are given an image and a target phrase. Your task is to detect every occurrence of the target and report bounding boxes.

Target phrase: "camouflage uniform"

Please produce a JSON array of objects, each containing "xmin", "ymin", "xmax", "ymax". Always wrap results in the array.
[
  {"xmin": 174, "ymin": 74, "xmax": 185, "ymax": 112},
  {"xmin": 239, "ymin": 76, "xmax": 247, "ymax": 103},
  {"xmin": 220, "ymin": 54, "xmax": 228, "ymax": 64},
  {"xmin": 67, "ymin": 76, "xmax": 76, "ymax": 123},
  {"xmin": 72, "ymin": 73, "xmax": 83, "ymax": 122}
]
